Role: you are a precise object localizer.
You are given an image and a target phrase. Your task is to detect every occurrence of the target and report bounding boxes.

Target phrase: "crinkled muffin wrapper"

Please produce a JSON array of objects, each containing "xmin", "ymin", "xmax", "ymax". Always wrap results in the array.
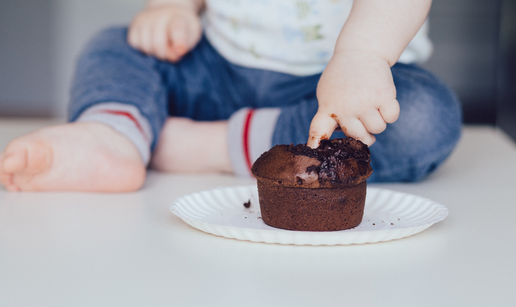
[{"xmin": 256, "ymin": 179, "xmax": 366, "ymax": 231}]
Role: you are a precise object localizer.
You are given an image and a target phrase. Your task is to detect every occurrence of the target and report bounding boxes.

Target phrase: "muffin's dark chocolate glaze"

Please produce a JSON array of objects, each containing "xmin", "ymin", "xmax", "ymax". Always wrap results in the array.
[{"xmin": 251, "ymin": 138, "xmax": 372, "ymax": 188}]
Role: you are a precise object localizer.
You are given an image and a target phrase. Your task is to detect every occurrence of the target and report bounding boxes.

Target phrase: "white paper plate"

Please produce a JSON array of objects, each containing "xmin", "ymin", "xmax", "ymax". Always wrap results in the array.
[{"xmin": 170, "ymin": 185, "xmax": 448, "ymax": 246}]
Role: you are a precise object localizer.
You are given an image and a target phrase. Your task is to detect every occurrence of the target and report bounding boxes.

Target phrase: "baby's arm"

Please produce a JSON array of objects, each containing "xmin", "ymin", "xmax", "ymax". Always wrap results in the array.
[
  {"xmin": 307, "ymin": 0, "xmax": 432, "ymax": 147},
  {"xmin": 128, "ymin": 0, "xmax": 205, "ymax": 62}
]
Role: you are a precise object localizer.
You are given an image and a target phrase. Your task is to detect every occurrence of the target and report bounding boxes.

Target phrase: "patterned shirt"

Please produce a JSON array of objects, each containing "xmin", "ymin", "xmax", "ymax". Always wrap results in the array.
[{"xmin": 203, "ymin": 0, "xmax": 432, "ymax": 76}]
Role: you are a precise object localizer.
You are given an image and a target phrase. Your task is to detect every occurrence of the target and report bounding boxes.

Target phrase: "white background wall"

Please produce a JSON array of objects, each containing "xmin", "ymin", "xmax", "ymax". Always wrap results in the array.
[
  {"xmin": 51, "ymin": 0, "xmax": 145, "ymax": 118},
  {"xmin": 0, "ymin": 0, "xmax": 145, "ymax": 118},
  {"xmin": 0, "ymin": 0, "xmax": 54, "ymax": 116}
]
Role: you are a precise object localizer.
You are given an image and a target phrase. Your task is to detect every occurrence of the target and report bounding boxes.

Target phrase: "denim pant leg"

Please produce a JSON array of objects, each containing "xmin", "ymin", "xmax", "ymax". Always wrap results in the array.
[
  {"xmin": 69, "ymin": 27, "xmax": 169, "ymax": 149},
  {"xmin": 68, "ymin": 27, "xmax": 302, "ymax": 152},
  {"xmin": 272, "ymin": 63, "xmax": 462, "ymax": 182},
  {"xmin": 369, "ymin": 63, "xmax": 462, "ymax": 182}
]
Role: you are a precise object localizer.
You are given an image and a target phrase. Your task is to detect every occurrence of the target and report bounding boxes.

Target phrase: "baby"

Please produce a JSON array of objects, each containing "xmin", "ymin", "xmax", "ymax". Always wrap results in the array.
[{"xmin": 0, "ymin": 0, "xmax": 462, "ymax": 192}]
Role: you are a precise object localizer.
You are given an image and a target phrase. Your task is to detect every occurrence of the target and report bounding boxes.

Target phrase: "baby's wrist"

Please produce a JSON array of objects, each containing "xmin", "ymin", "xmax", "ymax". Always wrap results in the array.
[{"xmin": 331, "ymin": 48, "xmax": 392, "ymax": 67}]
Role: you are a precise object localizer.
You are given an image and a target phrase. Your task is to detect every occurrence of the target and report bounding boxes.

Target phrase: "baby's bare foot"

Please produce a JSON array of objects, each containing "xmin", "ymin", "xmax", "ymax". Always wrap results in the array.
[
  {"xmin": 150, "ymin": 117, "xmax": 233, "ymax": 173},
  {"xmin": 0, "ymin": 122, "xmax": 146, "ymax": 192}
]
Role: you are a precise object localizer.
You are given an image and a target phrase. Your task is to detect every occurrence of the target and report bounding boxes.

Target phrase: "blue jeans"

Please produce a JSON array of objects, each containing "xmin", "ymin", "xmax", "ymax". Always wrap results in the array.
[{"xmin": 70, "ymin": 27, "xmax": 462, "ymax": 182}]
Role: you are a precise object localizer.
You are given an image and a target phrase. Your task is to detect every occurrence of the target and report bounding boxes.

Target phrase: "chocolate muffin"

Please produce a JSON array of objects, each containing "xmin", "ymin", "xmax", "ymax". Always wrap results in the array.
[{"xmin": 251, "ymin": 138, "xmax": 372, "ymax": 231}]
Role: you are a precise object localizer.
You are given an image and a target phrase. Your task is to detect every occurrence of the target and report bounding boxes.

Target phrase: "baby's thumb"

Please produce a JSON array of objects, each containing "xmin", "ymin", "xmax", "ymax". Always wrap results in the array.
[{"xmin": 307, "ymin": 113, "xmax": 338, "ymax": 148}]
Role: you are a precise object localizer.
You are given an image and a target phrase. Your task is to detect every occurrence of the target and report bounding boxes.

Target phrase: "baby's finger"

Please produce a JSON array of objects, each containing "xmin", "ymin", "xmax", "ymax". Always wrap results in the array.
[
  {"xmin": 140, "ymin": 23, "xmax": 155, "ymax": 55},
  {"xmin": 168, "ymin": 21, "xmax": 188, "ymax": 60},
  {"xmin": 186, "ymin": 17, "xmax": 202, "ymax": 50},
  {"xmin": 127, "ymin": 24, "xmax": 144, "ymax": 50},
  {"xmin": 339, "ymin": 118, "xmax": 376, "ymax": 146},
  {"xmin": 379, "ymin": 98, "xmax": 400, "ymax": 124},
  {"xmin": 307, "ymin": 112, "xmax": 338, "ymax": 148},
  {"xmin": 360, "ymin": 110, "xmax": 387, "ymax": 134},
  {"xmin": 152, "ymin": 17, "xmax": 171, "ymax": 60},
  {"xmin": 127, "ymin": 26, "xmax": 138, "ymax": 48}
]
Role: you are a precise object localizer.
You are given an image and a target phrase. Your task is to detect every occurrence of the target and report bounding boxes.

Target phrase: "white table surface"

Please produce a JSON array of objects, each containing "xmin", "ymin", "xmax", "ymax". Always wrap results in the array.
[{"xmin": 1, "ymin": 118, "xmax": 516, "ymax": 307}]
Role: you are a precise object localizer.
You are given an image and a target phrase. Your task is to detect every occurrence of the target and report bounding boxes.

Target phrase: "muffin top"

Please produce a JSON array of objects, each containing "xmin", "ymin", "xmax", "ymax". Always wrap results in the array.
[{"xmin": 251, "ymin": 138, "xmax": 373, "ymax": 188}]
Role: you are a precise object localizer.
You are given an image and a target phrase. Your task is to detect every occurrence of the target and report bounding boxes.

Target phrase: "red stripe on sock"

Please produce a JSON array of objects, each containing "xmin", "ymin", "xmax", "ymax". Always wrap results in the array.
[
  {"xmin": 95, "ymin": 109, "xmax": 148, "ymax": 141},
  {"xmin": 243, "ymin": 109, "xmax": 255, "ymax": 173}
]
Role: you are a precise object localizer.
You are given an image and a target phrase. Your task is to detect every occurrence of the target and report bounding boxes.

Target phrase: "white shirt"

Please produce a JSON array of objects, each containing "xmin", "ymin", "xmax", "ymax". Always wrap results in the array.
[{"xmin": 203, "ymin": 0, "xmax": 432, "ymax": 76}]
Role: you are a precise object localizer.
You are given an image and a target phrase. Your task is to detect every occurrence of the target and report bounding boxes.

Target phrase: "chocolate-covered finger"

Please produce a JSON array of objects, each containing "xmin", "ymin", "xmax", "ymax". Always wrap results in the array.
[
  {"xmin": 339, "ymin": 118, "xmax": 376, "ymax": 146},
  {"xmin": 307, "ymin": 113, "xmax": 338, "ymax": 148}
]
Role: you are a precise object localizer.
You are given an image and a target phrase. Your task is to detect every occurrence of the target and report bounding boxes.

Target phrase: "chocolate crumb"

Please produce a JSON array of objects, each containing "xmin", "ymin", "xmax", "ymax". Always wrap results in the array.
[
  {"xmin": 373, "ymin": 223, "xmax": 375, "ymax": 225},
  {"xmin": 391, "ymin": 223, "xmax": 394, "ymax": 225},
  {"xmin": 243, "ymin": 200, "xmax": 251, "ymax": 208}
]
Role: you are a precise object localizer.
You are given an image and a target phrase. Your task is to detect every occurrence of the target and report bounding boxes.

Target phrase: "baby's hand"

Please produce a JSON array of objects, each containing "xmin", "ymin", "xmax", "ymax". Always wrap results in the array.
[
  {"xmin": 128, "ymin": 4, "xmax": 202, "ymax": 62},
  {"xmin": 307, "ymin": 50, "xmax": 400, "ymax": 147}
]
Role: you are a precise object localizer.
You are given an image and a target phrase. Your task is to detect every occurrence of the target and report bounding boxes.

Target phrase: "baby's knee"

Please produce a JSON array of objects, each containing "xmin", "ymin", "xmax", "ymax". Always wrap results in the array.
[
  {"xmin": 80, "ymin": 27, "xmax": 133, "ymax": 58},
  {"xmin": 395, "ymin": 65, "xmax": 462, "ymax": 147},
  {"xmin": 371, "ymin": 119, "xmax": 461, "ymax": 182},
  {"xmin": 371, "ymin": 67, "xmax": 463, "ymax": 182}
]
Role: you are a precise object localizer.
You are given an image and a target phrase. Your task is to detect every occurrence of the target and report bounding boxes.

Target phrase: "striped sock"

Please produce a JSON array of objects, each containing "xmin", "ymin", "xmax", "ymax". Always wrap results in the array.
[
  {"xmin": 228, "ymin": 108, "xmax": 281, "ymax": 176},
  {"xmin": 75, "ymin": 103, "xmax": 153, "ymax": 165}
]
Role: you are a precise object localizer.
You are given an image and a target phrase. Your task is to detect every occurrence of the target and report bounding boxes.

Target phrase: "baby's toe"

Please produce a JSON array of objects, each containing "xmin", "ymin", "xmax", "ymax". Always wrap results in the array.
[
  {"xmin": 1, "ymin": 150, "xmax": 27, "ymax": 174},
  {"xmin": 3, "ymin": 139, "xmax": 52, "ymax": 176},
  {"xmin": 0, "ymin": 171, "xmax": 18, "ymax": 191}
]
